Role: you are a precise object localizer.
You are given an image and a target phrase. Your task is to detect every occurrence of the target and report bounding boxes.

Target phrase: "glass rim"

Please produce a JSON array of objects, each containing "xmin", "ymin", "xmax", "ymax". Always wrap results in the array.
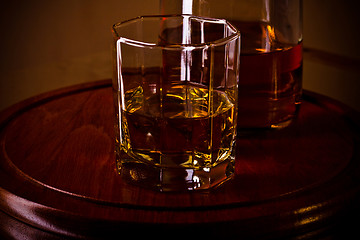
[{"xmin": 112, "ymin": 14, "xmax": 240, "ymax": 50}]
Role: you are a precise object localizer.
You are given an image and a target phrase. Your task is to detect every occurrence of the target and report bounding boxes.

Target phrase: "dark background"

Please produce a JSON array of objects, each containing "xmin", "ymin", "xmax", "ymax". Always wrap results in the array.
[{"xmin": 0, "ymin": 0, "xmax": 359, "ymax": 111}]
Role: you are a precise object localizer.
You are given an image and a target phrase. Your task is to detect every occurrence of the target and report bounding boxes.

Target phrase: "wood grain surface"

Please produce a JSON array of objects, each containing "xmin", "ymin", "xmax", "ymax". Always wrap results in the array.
[{"xmin": 1, "ymin": 79, "xmax": 360, "ymax": 239}]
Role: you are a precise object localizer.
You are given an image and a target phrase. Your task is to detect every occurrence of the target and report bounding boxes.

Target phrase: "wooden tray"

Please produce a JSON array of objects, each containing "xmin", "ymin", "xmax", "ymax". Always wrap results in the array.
[{"xmin": 1, "ymin": 80, "xmax": 360, "ymax": 239}]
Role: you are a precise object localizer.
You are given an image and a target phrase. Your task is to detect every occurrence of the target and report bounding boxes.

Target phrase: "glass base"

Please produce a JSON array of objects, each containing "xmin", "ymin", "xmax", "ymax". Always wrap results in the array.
[
  {"xmin": 237, "ymin": 117, "xmax": 296, "ymax": 137},
  {"xmin": 270, "ymin": 117, "xmax": 294, "ymax": 129},
  {"xmin": 116, "ymin": 150, "xmax": 235, "ymax": 192}
]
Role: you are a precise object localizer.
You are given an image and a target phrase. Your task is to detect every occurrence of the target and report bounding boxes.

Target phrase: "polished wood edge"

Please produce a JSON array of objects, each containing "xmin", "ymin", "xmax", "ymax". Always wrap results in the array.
[
  {"xmin": 1, "ymin": 181, "xmax": 360, "ymax": 238},
  {"xmin": 0, "ymin": 187, "xmax": 82, "ymax": 238}
]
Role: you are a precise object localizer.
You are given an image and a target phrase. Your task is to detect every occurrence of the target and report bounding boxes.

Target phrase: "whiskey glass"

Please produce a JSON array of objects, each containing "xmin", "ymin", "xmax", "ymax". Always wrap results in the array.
[{"xmin": 112, "ymin": 15, "xmax": 240, "ymax": 191}]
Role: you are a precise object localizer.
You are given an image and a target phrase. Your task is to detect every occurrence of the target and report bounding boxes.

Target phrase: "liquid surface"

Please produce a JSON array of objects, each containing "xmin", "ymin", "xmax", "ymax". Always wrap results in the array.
[{"xmin": 119, "ymin": 83, "xmax": 236, "ymax": 168}]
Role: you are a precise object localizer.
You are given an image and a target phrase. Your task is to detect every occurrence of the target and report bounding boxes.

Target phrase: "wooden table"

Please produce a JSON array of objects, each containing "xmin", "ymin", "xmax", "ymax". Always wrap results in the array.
[{"xmin": 1, "ymin": 80, "xmax": 360, "ymax": 239}]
